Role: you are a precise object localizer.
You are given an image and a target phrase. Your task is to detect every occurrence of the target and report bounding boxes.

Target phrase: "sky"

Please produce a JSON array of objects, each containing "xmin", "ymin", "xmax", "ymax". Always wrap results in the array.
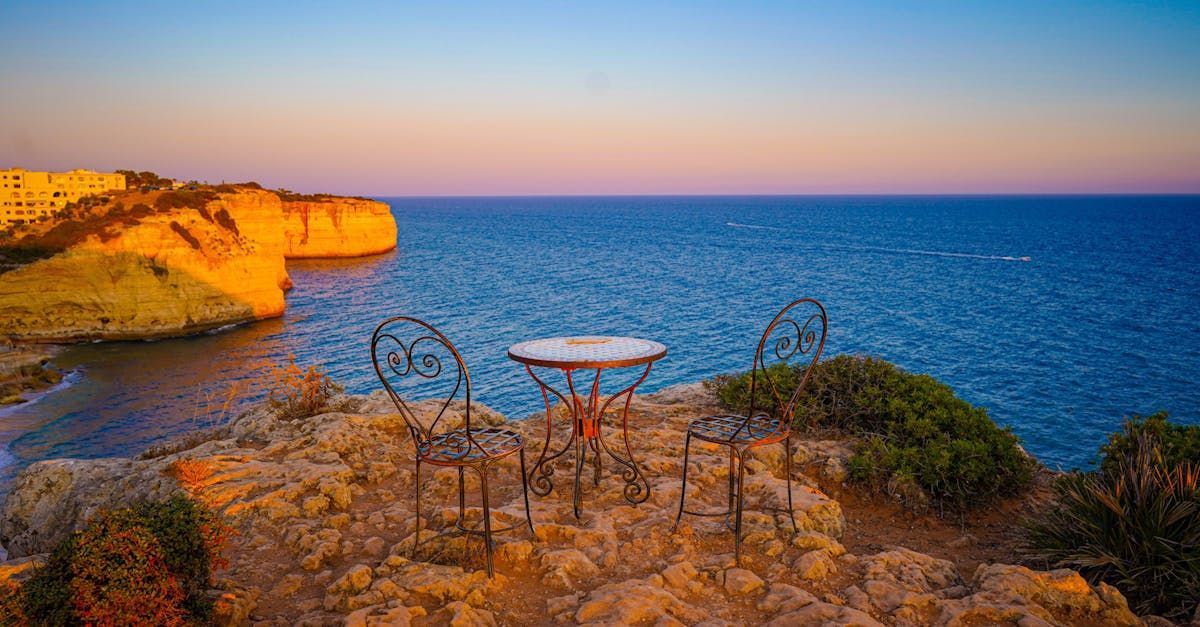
[{"xmin": 1, "ymin": 1, "xmax": 1198, "ymax": 195}]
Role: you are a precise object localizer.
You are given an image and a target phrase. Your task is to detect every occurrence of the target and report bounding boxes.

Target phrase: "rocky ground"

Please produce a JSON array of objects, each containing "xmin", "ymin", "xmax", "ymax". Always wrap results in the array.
[{"xmin": 0, "ymin": 383, "xmax": 1152, "ymax": 626}]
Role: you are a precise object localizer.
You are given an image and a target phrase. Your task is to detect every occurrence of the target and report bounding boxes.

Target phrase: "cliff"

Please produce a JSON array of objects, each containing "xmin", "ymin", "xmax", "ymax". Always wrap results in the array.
[
  {"xmin": 282, "ymin": 197, "xmax": 396, "ymax": 258},
  {"xmin": 0, "ymin": 384, "xmax": 1145, "ymax": 625},
  {"xmin": 0, "ymin": 188, "xmax": 396, "ymax": 343}
]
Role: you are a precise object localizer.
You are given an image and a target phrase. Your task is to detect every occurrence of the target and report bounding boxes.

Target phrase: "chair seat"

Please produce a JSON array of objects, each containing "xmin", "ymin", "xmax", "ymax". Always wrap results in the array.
[
  {"xmin": 688, "ymin": 414, "xmax": 788, "ymax": 445},
  {"xmin": 418, "ymin": 427, "xmax": 524, "ymax": 464}
]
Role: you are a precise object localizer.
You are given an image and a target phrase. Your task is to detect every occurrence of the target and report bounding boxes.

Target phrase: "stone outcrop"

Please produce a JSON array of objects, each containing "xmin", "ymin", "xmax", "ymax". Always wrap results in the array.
[
  {"xmin": 0, "ymin": 189, "xmax": 396, "ymax": 342},
  {"xmin": 281, "ymin": 197, "xmax": 396, "ymax": 258},
  {"xmin": 0, "ymin": 383, "xmax": 1147, "ymax": 625},
  {"xmin": 0, "ymin": 346, "xmax": 61, "ymax": 404}
]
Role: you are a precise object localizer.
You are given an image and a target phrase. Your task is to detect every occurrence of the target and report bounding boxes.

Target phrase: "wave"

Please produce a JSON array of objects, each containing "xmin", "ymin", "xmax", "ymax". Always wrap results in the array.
[{"xmin": 726, "ymin": 222, "xmax": 1030, "ymax": 262}]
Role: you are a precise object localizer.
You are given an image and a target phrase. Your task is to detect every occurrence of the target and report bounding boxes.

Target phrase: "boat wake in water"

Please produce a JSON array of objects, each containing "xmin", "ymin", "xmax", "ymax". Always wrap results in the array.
[{"xmin": 726, "ymin": 222, "xmax": 1031, "ymax": 262}]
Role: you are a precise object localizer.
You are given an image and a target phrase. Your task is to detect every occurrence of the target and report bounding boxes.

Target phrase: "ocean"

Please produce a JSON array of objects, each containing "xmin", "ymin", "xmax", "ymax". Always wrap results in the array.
[{"xmin": 2, "ymin": 195, "xmax": 1198, "ymax": 494}]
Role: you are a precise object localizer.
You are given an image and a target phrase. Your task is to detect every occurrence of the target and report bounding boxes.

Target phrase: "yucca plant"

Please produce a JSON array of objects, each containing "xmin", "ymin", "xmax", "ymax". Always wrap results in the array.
[{"xmin": 1024, "ymin": 422, "xmax": 1200, "ymax": 619}]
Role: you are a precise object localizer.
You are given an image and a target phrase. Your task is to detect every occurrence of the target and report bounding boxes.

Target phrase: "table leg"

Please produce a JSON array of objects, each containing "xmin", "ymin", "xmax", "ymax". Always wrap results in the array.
[
  {"xmin": 589, "ymin": 369, "xmax": 604, "ymax": 486},
  {"xmin": 567, "ymin": 369, "xmax": 585, "ymax": 518},
  {"xmin": 593, "ymin": 363, "xmax": 654, "ymax": 505},
  {"xmin": 524, "ymin": 365, "xmax": 575, "ymax": 497},
  {"xmin": 522, "ymin": 362, "xmax": 654, "ymax": 516}
]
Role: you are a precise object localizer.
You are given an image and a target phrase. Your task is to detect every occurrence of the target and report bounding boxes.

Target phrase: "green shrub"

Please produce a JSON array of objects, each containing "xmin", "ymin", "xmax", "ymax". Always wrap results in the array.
[
  {"xmin": 1098, "ymin": 411, "xmax": 1200, "ymax": 474},
  {"xmin": 1024, "ymin": 417, "xmax": 1200, "ymax": 619},
  {"xmin": 706, "ymin": 361, "xmax": 799, "ymax": 421},
  {"xmin": 14, "ymin": 495, "xmax": 231, "ymax": 625},
  {"xmin": 154, "ymin": 190, "xmax": 216, "ymax": 212},
  {"xmin": 710, "ymin": 354, "xmax": 1035, "ymax": 510}
]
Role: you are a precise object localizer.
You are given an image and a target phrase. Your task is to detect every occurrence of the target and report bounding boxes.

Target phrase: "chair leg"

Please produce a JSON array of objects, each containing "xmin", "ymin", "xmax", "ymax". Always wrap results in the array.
[
  {"xmin": 733, "ymin": 449, "xmax": 746, "ymax": 565},
  {"xmin": 727, "ymin": 446, "xmax": 737, "ymax": 519},
  {"xmin": 674, "ymin": 431, "xmax": 693, "ymax": 528},
  {"xmin": 478, "ymin": 465, "xmax": 495, "ymax": 578},
  {"xmin": 413, "ymin": 459, "xmax": 422, "ymax": 560},
  {"xmin": 457, "ymin": 467, "xmax": 466, "ymax": 528},
  {"xmin": 784, "ymin": 434, "xmax": 798, "ymax": 534},
  {"xmin": 519, "ymin": 447, "xmax": 536, "ymax": 536}
]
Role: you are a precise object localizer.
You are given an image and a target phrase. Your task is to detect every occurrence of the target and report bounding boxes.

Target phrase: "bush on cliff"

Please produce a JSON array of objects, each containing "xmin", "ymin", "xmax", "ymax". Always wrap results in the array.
[
  {"xmin": 14, "ymin": 495, "xmax": 232, "ymax": 625},
  {"xmin": 709, "ymin": 354, "xmax": 1035, "ymax": 510},
  {"xmin": 1024, "ymin": 414, "xmax": 1200, "ymax": 620},
  {"xmin": 154, "ymin": 190, "xmax": 216, "ymax": 212},
  {"xmin": 267, "ymin": 356, "xmax": 361, "ymax": 421},
  {"xmin": 1097, "ymin": 411, "xmax": 1200, "ymax": 474}
]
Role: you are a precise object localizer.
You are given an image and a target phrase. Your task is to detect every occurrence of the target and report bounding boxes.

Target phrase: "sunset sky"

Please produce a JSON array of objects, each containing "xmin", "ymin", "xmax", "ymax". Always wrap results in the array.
[{"xmin": 2, "ymin": 1, "xmax": 1198, "ymax": 195}]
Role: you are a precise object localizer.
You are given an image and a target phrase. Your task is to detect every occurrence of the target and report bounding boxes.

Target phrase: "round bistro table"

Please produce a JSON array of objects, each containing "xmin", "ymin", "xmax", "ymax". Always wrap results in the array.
[{"xmin": 508, "ymin": 336, "xmax": 667, "ymax": 518}]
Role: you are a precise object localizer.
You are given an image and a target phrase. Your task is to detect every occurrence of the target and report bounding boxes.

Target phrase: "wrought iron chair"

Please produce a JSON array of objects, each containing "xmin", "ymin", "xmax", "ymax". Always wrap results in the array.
[
  {"xmin": 674, "ymin": 298, "xmax": 828, "ymax": 563},
  {"xmin": 370, "ymin": 316, "xmax": 535, "ymax": 577}
]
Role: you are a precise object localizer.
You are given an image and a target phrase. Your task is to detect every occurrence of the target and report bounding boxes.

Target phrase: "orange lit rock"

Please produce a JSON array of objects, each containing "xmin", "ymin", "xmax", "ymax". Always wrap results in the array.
[
  {"xmin": 0, "ymin": 188, "xmax": 397, "ymax": 342},
  {"xmin": 282, "ymin": 197, "xmax": 396, "ymax": 259}
]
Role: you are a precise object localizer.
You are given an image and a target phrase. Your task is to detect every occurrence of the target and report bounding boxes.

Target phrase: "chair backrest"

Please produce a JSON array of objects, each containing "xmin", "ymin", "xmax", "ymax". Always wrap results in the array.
[
  {"xmin": 746, "ymin": 298, "xmax": 828, "ymax": 428},
  {"xmin": 370, "ymin": 316, "xmax": 472, "ymax": 450}
]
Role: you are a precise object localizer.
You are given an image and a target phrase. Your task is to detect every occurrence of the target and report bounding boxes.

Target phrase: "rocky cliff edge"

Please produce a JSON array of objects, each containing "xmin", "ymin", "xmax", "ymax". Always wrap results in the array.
[{"xmin": 0, "ymin": 384, "xmax": 1148, "ymax": 626}]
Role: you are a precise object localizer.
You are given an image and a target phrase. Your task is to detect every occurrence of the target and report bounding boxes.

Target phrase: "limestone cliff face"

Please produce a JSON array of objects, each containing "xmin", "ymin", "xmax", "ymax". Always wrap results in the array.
[
  {"xmin": 0, "ymin": 188, "xmax": 397, "ymax": 343},
  {"xmin": 0, "ymin": 192, "xmax": 289, "ymax": 342},
  {"xmin": 281, "ymin": 197, "xmax": 396, "ymax": 258}
]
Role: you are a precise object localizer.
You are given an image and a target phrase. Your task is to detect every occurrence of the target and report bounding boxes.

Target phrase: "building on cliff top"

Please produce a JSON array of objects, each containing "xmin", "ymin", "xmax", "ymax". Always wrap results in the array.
[{"xmin": 1, "ymin": 167, "xmax": 127, "ymax": 226}]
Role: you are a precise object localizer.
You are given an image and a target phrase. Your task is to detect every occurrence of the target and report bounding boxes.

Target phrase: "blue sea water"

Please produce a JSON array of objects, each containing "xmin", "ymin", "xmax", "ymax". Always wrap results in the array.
[{"xmin": 2, "ymin": 195, "xmax": 1198, "ymax": 494}]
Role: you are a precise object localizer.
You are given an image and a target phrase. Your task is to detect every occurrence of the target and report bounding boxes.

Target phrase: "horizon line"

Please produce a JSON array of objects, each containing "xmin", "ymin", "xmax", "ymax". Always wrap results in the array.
[{"xmin": 364, "ymin": 191, "xmax": 1200, "ymax": 199}]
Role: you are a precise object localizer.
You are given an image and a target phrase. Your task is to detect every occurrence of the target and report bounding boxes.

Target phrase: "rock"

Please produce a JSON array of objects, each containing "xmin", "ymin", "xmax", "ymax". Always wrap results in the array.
[
  {"xmin": 931, "ymin": 563, "xmax": 1140, "ymax": 626},
  {"xmin": 765, "ymin": 601, "xmax": 885, "ymax": 627},
  {"xmin": 0, "ymin": 457, "xmax": 179, "ymax": 557},
  {"xmin": 495, "ymin": 540, "xmax": 534, "ymax": 563},
  {"xmin": 547, "ymin": 592, "xmax": 582, "ymax": 618},
  {"xmin": 209, "ymin": 586, "xmax": 259, "ymax": 627},
  {"xmin": 861, "ymin": 548, "xmax": 961, "ymax": 593},
  {"xmin": 540, "ymin": 549, "xmax": 600, "ymax": 587},
  {"xmin": 362, "ymin": 536, "xmax": 387, "ymax": 557},
  {"xmin": 0, "ymin": 553, "xmax": 45, "ymax": 583},
  {"xmin": 271, "ymin": 573, "xmax": 305, "ymax": 597},
  {"xmin": 795, "ymin": 549, "xmax": 838, "ymax": 582},
  {"xmin": 281, "ymin": 197, "xmax": 397, "ymax": 258},
  {"xmin": 438, "ymin": 601, "xmax": 498, "ymax": 627},
  {"xmin": 575, "ymin": 579, "xmax": 707, "ymax": 624},
  {"xmin": 757, "ymin": 583, "xmax": 819, "ymax": 614},
  {"xmin": 791, "ymin": 531, "xmax": 846, "ymax": 556},
  {"xmin": 0, "ymin": 188, "xmax": 396, "ymax": 342},
  {"xmin": 341, "ymin": 564, "xmax": 374, "ymax": 593},
  {"xmin": 661, "ymin": 561, "xmax": 699, "ymax": 590},
  {"xmin": 722, "ymin": 567, "xmax": 765, "ymax": 595}
]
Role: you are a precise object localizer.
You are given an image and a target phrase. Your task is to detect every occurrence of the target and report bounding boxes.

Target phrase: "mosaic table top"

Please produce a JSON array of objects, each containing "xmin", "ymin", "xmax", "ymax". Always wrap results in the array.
[{"xmin": 507, "ymin": 336, "xmax": 667, "ymax": 369}]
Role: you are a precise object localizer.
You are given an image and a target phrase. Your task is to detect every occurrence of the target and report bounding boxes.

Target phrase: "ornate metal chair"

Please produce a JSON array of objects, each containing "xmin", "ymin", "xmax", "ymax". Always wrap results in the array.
[
  {"xmin": 674, "ymin": 298, "xmax": 828, "ymax": 563},
  {"xmin": 370, "ymin": 316, "xmax": 535, "ymax": 578}
]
